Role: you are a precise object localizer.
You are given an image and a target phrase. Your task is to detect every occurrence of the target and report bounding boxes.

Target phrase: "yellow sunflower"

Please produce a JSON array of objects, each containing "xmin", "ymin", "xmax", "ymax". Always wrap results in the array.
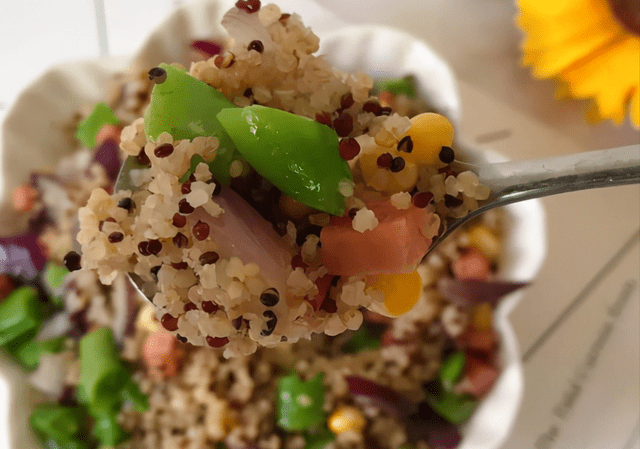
[{"xmin": 516, "ymin": 0, "xmax": 640, "ymax": 127}]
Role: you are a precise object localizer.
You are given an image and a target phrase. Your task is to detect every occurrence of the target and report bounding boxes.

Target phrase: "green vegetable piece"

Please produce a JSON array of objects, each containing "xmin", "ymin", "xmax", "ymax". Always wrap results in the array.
[
  {"xmin": 341, "ymin": 324, "xmax": 381, "ymax": 354},
  {"xmin": 76, "ymin": 327, "xmax": 129, "ymax": 412},
  {"xmin": 13, "ymin": 335, "xmax": 67, "ymax": 370},
  {"xmin": 120, "ymin": 378, "xmax": 150, "ymax": 413},
  {"xmin": 91, "ymin": 410, "xmax": 129, "ymax": 446},
  {"xmin": 0, "ymin": 286, "xmax": 42, "ymax": 347},
  {"xmin": 217, "ymin": 105, "xmax": 353, "ymax": 216},
  {"xmin": 277, "ymin": 372, "xmax": 326, "ymax": 431},
  {"xmin": 43, "ymin": 262, "xmax": 69, "ymax": 307},
  {"xmin": 44, "ymin": 262, "xmax": 68, "ymax": 291},
  {"xmin": 439, "ymin": 351, "xmax": 466, "ymax": 390},
  {"xmin": 144, "ymin": 63, "xmax": 239, "ymax": 186},
  {"xmin": 304, "ymin": 429, "xmax": 336, "ymax": 449},
  {"xmin": 75, "ymin": 102, "xmax": 120, "ymax": 148},
  {"xmin": 30, "ymin": 403, "xmax": 87, "ymax": 447},
  {"xmin": 373, "ymin": 76, "xmax": 417, "ymax": 98},
  {"xmin": 425, "ymin": 388, "xmax": 477, "ymax": 424}
]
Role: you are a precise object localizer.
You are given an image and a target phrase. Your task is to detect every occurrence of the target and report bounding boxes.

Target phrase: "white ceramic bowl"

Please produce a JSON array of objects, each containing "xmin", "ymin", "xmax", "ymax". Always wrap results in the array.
[{"xmin": 0, "ymin": 1, "xmax": 546, "ymax": 448}]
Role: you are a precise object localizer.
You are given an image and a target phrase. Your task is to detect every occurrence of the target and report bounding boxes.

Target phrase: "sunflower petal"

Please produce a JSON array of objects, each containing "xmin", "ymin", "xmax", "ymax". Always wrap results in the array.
[
  {"xmin": 561, "ymin": 36, "xmax": 639, "ymax": 123},
  {"xmin": 630, "ymin": 88, "xmax": 639, "ymax": 128}
]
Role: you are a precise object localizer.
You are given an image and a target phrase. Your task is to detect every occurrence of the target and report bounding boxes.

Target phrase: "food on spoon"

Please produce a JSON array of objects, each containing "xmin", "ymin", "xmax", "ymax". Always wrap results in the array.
[{"xmin": 69, "ymin": 1, "xmax": 493, "ymax": 357}]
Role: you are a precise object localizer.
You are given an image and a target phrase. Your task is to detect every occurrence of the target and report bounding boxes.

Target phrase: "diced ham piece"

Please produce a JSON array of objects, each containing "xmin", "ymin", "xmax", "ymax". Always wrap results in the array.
[
  {"xmin": 142, "ymin": 331, "xmax": 185, "ymax": 377},
  {"xmin": 451, "ymin": 248, "xmax": 491, "ymax": 280},
  {"xmin": 457, "ymin": 355, "xmax": 500, "ymax": 397},
  {"xmin": 95, "ymin": 124, "xmax": 122, "ymax": 145},
  {"xmin": 320, "ymin": 199, "xmax": 438, "ymax": 276}
]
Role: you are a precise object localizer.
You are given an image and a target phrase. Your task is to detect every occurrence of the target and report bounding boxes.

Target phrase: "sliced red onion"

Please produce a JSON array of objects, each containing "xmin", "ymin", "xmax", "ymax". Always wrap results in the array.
[
  {"xmin": 346, "ymin": 375, "xmax": 418, "ymax": 419},
  {"xmin": 191, "ymin": 40, "xmax": 223, "ymax": 57},
  {"xmin": 437, "ymin": 278, "xmax": 529, "ymax": 307},
  {"xmin": 0, "ymin": 232, "xmax": 46, "ymax": 278},
  {"xmin": 92, "ymin": 139, "xmax": 122, "ymax": 183}
]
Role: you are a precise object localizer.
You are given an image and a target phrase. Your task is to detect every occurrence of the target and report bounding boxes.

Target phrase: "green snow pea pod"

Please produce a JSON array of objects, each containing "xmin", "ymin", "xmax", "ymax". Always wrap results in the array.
[
  {"xmin": 341, "ymin": 324, "xmax": 381, "ymax": 354},
  {"xmin": 75, "ymin": 102, "xmax": 120, "ymax": 148},
  {"xmin": 217, "ymin": 105, "xmax": 353, "ymax": 216},
  {"xmin": 30, "ymin": 403, "xmax": 89, "ymax": 449},
  {"xmin": 0, "ymin": 286, "xmax": 42, "ymax": 347},
  {"xmin": 424, "ymin": 387, "xmax": 477, "ymax": 424},
  {"xmin": 277, "ymin": 372, "xmax": 326, "ymax": 431},
  {"xmin": 43, "ymin": 261, "xmax": 68, "ymax": 307},
  {"xmin": 76, "ymin": 327, "xmax": 129, "ymax": 412},
  {"xmin": 91, "ymin": 410, "xmax": 129, "ymax": 446},
  {"xmin": 120, "ymin": 377, "xmax": 150, "ymax": 413},
  {"xmin": 13, "ymin": 335, "xmax": 68, "ymax": 370},
  {"xmin": 304, "ymin": 428, "xmax": 336, "ymax": 449},
  {"xmin": 373, "ymin": 76, "xmax": 417, "ymax": 98},
  {"xmin": 439, "ymin": 351, "xmax": 466, "ymax": 390},
  {"xmin": 144, "ymin": 63, "xmax": 239, "ymax": 186}
]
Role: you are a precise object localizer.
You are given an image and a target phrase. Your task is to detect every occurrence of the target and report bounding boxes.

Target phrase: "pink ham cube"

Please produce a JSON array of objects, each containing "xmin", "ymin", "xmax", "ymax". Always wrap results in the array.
[{"xmin": 320, "ymin": 198, "xmax": 438, "ymax": 276}]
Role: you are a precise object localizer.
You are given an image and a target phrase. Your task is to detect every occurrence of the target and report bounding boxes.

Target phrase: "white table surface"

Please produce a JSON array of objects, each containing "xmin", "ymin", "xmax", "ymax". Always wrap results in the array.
[{"xmin": 1, "ymin": 1, "xmax": 639, "ymax": 448}]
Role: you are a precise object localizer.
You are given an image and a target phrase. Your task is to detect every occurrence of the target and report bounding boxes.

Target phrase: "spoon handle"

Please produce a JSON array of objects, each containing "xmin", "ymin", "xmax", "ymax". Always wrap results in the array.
[{"xmin": 473, "ymin": 144, "xmax": 640, "ymax": 207}]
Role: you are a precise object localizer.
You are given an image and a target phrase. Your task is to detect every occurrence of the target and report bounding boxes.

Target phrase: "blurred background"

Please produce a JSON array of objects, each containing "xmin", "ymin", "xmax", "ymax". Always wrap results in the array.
[{"xmin": 1, "ymin": 0, "xmax": 639, "ymax": 448}]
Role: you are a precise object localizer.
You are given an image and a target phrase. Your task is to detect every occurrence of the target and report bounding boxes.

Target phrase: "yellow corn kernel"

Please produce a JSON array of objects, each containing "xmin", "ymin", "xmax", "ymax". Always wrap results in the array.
[
  {"xmin": 400, "ymin": 113, "xmax": 454, "ymax": 167},
  {"xmin": 328, "ymin": 406, "xmax": 367, "ymax": 434},
  {"xmin": 468, "ymin": 225, "xmax": 502, "ymax": 260},
  {"xmin": 472, "ymin": 302, "xmax": 493, "ymax": 330},
  {"xmin": 366, "ymin": 270, "xmax": 423, "ymax": 316},
  {"xmin": 136, "ymin": 304, "xmax": 160, "ymax": 333}
]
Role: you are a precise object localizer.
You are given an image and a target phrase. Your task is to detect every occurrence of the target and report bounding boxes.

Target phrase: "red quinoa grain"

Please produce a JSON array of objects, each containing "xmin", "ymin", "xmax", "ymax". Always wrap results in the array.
[
  {"xmin": 161, "ymin": 313, "xmax": 179, "ymax": 332},
  {"xmin": 154, "ymin": 143, "xmax": 174, "ymax": 158},
  {"xmin": 193, "ymin": 221, "xmax": 210, "ymax": 241},
  {"xmin": 339, "ymin": 138, "xmax": 360, "ymax": 161},
  {"xmin": 206, "ymin": 336, "xmax": 229, "ymax": 347}
]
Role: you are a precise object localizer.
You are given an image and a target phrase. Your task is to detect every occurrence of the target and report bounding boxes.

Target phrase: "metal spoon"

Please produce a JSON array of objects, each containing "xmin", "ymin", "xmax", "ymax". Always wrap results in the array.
[
  {"xmin": 114, "ymin": 144, "xmax": 640, "ymax": 298},
  {"xmin": 427, "ymin": 144, "xmax": 640, "ymax": 255}
]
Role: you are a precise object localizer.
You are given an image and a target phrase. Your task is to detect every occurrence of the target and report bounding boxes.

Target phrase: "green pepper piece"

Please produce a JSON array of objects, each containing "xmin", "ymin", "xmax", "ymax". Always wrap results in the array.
[
  {"xmin": 13, "ymin": 335, "xmax": 67, "ymax": 370},
  {"xmin": 0, "ymin": 286, "xmax": 42, "ymax": 347},
  {"xmin": 439, "ymin": 351, "xmax": 466, "ymax": 391},
  {"xmin": 75, "ymin": 102, "xmax": 120, "ymax": 148},
  {"xmin": 424, "ymin": 388, "xmax": 477, "ymax": 424},
  {"xmin": 144, "ymin": 63, "xmax": 239, "ymax": 186},
  {"xmin": 277, "ymin": 372, "xmax": 326, "ymax": 431},
  {"xmin": 30, "ymin": 403, "xmax": 88, "ymax": 447},
  {"xmin": 341, "ymin": 324, "xmax": 381, "ymax": 354},
  {"xmin": 373, "ymin": 76, "xmax": 417, "ymax": 98},
  {"xmin": 217, "ymin": 105, "xmax": 353, "ymax": 216},
  {"xmin": 120, "ymin": 377, "xmax": 150, "ymax": 413},
  {"xmin": 76, "ymin": 327, "xmax": 129, "ymax": 412}
]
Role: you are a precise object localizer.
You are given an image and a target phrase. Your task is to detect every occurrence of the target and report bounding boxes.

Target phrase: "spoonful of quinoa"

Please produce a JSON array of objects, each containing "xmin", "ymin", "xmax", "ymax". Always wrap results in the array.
[{"xmin": 65, "ymin": 2, "xmax": 640, "ymax": 357}]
